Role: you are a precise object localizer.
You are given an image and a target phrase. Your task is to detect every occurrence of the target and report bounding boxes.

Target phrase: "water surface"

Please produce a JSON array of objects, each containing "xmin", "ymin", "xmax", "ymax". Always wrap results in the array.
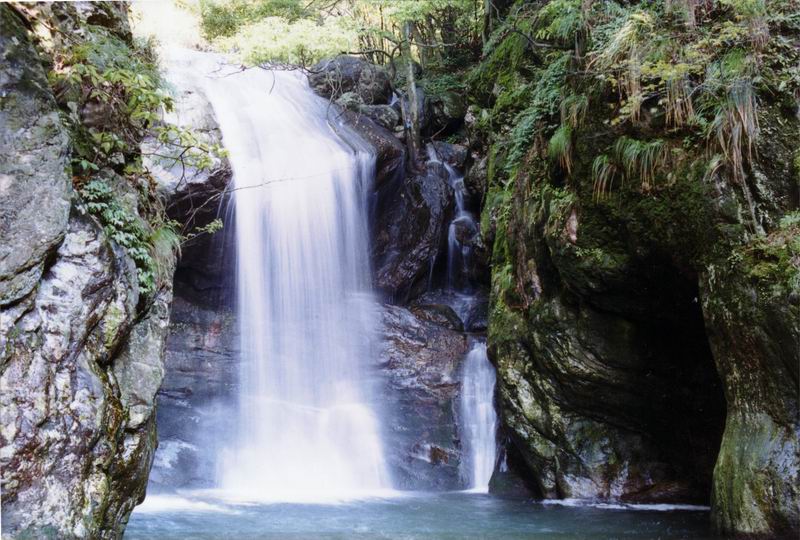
[{"xmin": 127, "ymin": 492, "xmax": 717, "ymax": 540}]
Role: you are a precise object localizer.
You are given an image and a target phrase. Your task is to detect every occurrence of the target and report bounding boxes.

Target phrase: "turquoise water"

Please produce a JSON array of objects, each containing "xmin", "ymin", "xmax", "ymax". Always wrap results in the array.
[{"xmin": 126, "ymin": 492, "xmax": 718, "ymax": 539}]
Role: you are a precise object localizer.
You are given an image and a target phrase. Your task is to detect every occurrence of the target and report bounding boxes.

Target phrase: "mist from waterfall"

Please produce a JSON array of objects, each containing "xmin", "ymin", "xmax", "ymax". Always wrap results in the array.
[{"xmin": 181, "ymin": 49, "xmax": 391, "ymax": 501}]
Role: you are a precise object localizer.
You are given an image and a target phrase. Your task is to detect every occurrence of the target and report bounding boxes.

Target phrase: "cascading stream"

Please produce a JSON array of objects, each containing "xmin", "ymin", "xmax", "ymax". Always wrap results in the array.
[
  {"xmin": 178, "ymin": 49, "xmax": 391, "ymax": 501},
  {"xmin": 427, "ymin": 144, "xmax": 498, "ymax": 491}
]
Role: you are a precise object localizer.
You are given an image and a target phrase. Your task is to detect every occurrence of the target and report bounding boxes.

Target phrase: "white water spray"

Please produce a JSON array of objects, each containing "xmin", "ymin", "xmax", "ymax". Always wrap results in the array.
[{"xmin": 175, "ymin": 50, "xmax": 391, "ymax": 501}]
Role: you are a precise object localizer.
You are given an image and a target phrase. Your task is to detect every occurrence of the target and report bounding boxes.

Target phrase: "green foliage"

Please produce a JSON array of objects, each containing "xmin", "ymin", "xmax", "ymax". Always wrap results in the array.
[
  {"xmin": 214, "ymin": 16, "xmax": 357, "ymax": 65},
  {"xmin": 80, "ymin": 179, "xmax": 158, "ymax": 293},
  {"xmin": 199, "ymin": 0, "xmax": 312, "ymax": 39},
  {"xmin": 183, "ymin": 218, "xmax": 224, "ymax": 244},
  {"xmin": 50, "ymin": 30, "xmax": 173, "ymax": 172},
  {"xmin": 198, "ymin": 0, "xmax": 483, "ymax": 67},
  {"xmin": 503, "ymin": 53, "xmax": 571, "ymax": 175}
]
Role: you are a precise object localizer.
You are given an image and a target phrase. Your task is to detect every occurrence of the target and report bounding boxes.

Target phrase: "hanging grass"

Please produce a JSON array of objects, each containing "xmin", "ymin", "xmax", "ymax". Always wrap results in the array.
[
  {"xmin": 561, "ymin": 94, "xmax": 588, "ymax": 129},
  {"xmin": 613, "ymin": 136, "xmax": 667, "ymax": 191},
  {"xmin": 591, "ymin": 154, "xmax": 619, "ymax": 200},
  {"xmin": 548, "ymin": 124, "xmax": 574, "ymax": 175}
]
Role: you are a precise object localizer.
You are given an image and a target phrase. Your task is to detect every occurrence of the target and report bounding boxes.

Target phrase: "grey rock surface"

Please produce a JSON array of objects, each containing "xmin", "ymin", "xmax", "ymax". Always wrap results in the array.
[
  {"xmin": 0, "ymin": 5, "xmax": 71, "ymax": 306},
  {"xmin": 0, "ymin": 6, "xmax": 176, "ymax": 538},
  {"xmin": 380, "ymin": 304, "xmax": 470, "ymax": 490}
]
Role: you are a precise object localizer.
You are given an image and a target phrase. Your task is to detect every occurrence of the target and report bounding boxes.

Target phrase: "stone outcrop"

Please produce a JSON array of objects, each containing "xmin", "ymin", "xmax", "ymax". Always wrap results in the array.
[
  {"xmin": 0, "ymin": 6, "xmax": 71, "ymax": 306},
  {"xmin": 380, "ymin": 304, "xmax": 469, "ymax": 489},
  {"xmin": 470, "ymin": 7, "xmax": 800, "ymax": 536},
  {"xmin": 0, "ymin": 5, "xmax": 176, "ymax": 539}
]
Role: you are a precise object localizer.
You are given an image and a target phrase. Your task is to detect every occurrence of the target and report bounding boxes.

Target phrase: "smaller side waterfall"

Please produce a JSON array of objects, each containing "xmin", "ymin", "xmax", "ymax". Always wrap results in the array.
[
  {"xmin": 426, "ymin": 146, "xmax": 479, "ymax": 291},
  {"xmin": 460, "ymin": 342, "xmax": 497, "ymax": 491},
  {"xmin": 426, "ymin": 144, "xmax": 498, "ymax": 491}
]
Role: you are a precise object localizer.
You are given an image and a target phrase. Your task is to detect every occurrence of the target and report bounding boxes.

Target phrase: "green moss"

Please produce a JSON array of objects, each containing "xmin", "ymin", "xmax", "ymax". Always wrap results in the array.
[
  {"xmin": 737, "ymin": 212, "xmax": 800, "ymax": 293},
  {"xmin": 466, "ymin": 24, "xmax": 533, "ymax": 104}
]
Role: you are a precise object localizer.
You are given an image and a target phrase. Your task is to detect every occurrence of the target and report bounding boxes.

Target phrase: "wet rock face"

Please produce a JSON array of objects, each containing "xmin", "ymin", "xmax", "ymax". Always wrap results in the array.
[
  {"xmin": 372, "ymin": 163, "xmax": 455, "ymax": 302},
  {"xmin": 337, "ymin": 109, "xmax": 405, "ymax": 194},
  {"xmin": 379, "ymin": 304, "xmax": 470, "ymax": 490},
  {"xmin": 148, "ymin": 280, "xmax": 239, "ymax": 491}
]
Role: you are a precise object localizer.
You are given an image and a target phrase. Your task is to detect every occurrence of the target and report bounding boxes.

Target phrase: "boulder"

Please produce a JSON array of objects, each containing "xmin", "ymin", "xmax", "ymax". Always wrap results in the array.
[
  {"xmin": 336, "ymin": 91, "xmax": 400, "ymax": 130},
  {"xmin": 429, "ymin": 141, "xmax": 469, "ymax": 169},
  {"xmin": 428, "ymin": 90, "xmax": 467, "ymax": 135},
  {"xmin": 309, "ymin": 56, "xmax": 392, "ymax": 105}
]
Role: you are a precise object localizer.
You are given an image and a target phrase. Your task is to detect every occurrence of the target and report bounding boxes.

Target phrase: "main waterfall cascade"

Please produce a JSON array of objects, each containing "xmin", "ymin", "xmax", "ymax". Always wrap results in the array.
[{"xmin": 178, "ymin": 49, "xmax": 391, "ymax": 500}]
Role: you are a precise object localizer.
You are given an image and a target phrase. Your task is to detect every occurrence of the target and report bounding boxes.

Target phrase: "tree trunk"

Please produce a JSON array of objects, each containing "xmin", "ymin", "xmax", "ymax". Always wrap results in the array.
[{"xmin": 401, "ymin": 21, "xmax": 422, "ymax": 169}]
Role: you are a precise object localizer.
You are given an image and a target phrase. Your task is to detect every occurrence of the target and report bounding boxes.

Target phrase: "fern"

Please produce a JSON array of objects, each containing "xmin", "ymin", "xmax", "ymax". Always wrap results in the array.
[
  {"xmin": 534, "ymin": 0, "xmax": 585, "ymax": 44},
  {"xmin": 504, "ymin": 53, "xmax": 571, "ymax": 174}
]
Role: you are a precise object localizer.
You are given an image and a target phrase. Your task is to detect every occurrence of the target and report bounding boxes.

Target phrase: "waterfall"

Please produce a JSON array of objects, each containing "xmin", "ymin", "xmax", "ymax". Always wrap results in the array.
[
  {"xmin": 180, "ymin": 50, "xmax": 391, "ymax": 501},
  {"xmin": 425, "ymin": 145, "xmax": 498, "ymax": 491},
  {"xmin": 459, "ymin": 342, "xmax": 497, "ymax": 491}
]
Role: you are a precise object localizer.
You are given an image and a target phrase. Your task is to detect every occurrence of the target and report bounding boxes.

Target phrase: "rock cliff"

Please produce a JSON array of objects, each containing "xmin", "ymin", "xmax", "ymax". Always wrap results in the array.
[{"xmin": 1, "ymin": 4, "xmax": 177, "ymax": 538}]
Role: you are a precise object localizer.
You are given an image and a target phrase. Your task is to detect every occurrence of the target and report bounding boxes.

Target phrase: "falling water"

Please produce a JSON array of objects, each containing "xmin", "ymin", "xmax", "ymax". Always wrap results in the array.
[
  {"xmin": 459, "ymin": 342, "xmax": 497, "ymax": 491},
  {"xmin": 178, "ymin": 50, "xmax": 391, "ymax": 501},
  {"xmin": 425, "ymin": 146, "xmax": 498, "ymax": 491},
  {"xmin": 426, "ymin": 145, "xmax": 478, "ymax": 291}
]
